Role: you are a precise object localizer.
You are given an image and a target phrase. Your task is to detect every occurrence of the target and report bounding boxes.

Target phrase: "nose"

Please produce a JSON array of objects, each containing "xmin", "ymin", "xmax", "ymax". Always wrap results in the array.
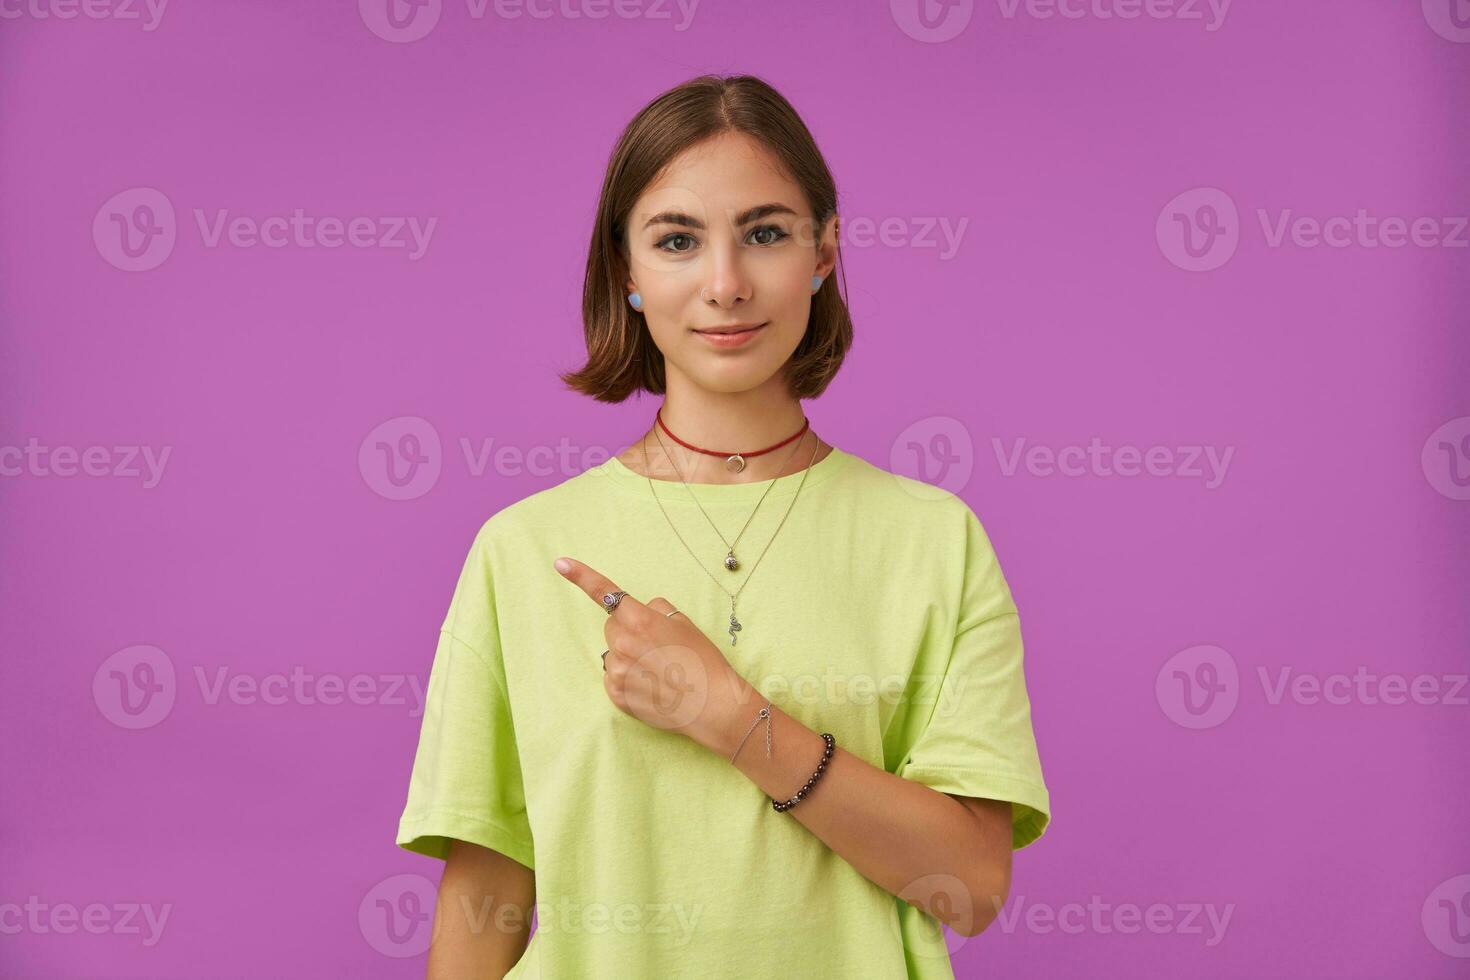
[{"xmin": 701, "ymin": 236, "xmax": 751, "ymax": 309}]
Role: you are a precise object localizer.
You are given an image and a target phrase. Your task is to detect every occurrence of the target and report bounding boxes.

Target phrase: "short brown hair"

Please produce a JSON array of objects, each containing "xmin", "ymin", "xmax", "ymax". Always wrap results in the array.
[{"xmin": 559, "ymin": 74, "xmax": 853, "ymax": 403}]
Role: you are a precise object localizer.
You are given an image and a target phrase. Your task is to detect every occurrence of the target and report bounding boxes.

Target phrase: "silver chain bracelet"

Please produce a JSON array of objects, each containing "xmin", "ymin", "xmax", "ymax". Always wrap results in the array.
[{"xmin": 730, "ymin": 700, "xmax": 772, "ymax": 763}]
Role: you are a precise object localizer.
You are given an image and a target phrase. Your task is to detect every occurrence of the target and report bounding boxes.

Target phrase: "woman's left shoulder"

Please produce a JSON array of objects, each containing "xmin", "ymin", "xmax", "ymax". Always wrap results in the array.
[{"xmin": 841, "ymin": 450, "xmax": 981, "ymax": 526}]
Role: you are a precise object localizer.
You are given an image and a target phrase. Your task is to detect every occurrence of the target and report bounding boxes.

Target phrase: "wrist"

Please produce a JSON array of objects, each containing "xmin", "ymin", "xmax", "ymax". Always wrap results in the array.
[{"xmin": 695, "ymin": 672, "xmax": 762, "ymax": 759}]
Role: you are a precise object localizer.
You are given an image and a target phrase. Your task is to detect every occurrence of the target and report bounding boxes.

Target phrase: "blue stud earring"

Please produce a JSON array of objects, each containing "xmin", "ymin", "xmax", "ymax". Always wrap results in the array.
[
  {"xmin": 811, "ymin": 275, "xmax": 824, "ymax": 294},
  {"xmin": 628, "ymin": 291, "xmax": 643, "ymax": 311}
]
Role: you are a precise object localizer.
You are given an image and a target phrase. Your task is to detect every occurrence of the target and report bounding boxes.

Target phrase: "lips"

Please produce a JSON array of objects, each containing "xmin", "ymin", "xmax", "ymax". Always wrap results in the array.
[
  {"xmin": 695, "ymin": 323, "xmax": 765, "ymax": 335},
  {"xmin": 693, "ymin": 322, "xmax": 767, "ymax": 347}
]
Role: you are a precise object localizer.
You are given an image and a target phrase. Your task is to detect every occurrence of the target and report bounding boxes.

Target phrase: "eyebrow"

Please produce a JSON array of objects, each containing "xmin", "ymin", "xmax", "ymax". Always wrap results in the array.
[{"xmin": 641, "ymin": 202, "xmax": 797, "ymax": 232}]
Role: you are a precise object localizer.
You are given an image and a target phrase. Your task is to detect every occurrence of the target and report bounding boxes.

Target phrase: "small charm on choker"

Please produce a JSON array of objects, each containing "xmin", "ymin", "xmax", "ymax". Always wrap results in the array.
[{"xmin": 725, "ymin": 454, "xmax": 746, "ymax": 473}]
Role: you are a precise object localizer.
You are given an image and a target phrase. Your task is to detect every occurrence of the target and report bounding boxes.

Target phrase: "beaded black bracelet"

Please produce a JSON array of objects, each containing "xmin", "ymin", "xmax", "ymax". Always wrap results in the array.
[{"xmin": 771, "ymin": 732, "xmax": 835, "ymax": 812}]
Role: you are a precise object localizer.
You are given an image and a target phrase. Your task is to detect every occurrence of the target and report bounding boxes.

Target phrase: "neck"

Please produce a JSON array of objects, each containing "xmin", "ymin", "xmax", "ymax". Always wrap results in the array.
[{"xmin": 634, "ymin": 371, "xmax": 823, "ymax": 485}]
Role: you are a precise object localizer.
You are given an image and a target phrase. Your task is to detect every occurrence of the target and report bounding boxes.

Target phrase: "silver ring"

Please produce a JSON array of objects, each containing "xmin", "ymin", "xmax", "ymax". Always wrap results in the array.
[
  {"xmin": 665, "ymin": 609, "xmax": 683, "ymax": 618},
  {"xmin": 601, "ymin": 591, "xmax": 628, "ymax": 614}
]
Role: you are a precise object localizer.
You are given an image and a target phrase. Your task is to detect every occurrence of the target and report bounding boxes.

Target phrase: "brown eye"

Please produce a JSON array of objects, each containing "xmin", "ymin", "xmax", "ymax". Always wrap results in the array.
[
  {"xmin": 657, "ymin": 233, "xmax": 695, "ymax": 253},
  {"xmin": 750, "ymin": 225, "xmax": 789, "ymax": 246}
]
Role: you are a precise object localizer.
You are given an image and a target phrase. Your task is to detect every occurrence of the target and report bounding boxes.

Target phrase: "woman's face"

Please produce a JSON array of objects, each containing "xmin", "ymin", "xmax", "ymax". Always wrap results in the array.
[{"xmin": 623, "ymin": 130, "xmax": 838, "ymax": 395}]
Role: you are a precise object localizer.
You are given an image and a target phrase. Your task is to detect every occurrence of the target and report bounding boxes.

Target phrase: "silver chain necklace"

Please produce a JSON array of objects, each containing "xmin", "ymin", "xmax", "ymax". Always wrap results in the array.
[
  {"xmin": 640, "ymin": 428, "xmax": 822, "ymax": 646},
  {"xmin": 650, "ymin": 420, "xmax": 810, "ymax": 573}
]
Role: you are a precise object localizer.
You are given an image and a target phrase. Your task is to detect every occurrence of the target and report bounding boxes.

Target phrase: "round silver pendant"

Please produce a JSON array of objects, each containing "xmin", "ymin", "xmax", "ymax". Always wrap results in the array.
[
  {"xmin": 724, "ymin": 552, "xmax": 739, "ymax": 571},
  {"xmin": 725, "ymin": 453, "xmax": 745, "ymax": 473}
]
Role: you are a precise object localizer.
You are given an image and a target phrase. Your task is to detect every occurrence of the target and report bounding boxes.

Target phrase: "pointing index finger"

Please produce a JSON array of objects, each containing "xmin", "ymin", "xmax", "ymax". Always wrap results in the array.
[{"xmin": 554, "ymin": 556, "xmax": 642, "ymax": 614}]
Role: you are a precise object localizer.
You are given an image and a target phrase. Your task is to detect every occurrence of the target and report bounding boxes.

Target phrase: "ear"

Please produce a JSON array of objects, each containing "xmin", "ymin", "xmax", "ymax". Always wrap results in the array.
[{"xmin": 815, "ymin": 213, "xmax": 841, "ymax": 280}]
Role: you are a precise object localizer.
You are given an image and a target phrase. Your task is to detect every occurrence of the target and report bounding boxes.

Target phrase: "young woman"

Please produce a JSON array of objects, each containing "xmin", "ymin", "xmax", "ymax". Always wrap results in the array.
[{"xmin": 396, "ymin": 74, "xmax": 1051, "ymax": 980}]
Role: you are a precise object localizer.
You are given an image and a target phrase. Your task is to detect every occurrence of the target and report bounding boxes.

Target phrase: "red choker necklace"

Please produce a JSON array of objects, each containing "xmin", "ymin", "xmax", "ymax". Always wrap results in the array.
[{"xmin": 655, "ymin": 408, "xmax": 810, "ymax": 474}]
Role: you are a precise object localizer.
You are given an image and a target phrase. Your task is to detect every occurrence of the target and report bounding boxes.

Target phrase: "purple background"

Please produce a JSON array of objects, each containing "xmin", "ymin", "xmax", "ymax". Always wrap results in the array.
[{"xmin": 3, "ymin": 1, "xmax": 1468, "ymax": 977}]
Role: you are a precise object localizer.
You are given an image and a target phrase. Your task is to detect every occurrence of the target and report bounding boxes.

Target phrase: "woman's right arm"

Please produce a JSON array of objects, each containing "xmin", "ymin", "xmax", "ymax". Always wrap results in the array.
[{"xmin": 427, "ymin": 838, "xmax": 536, "ymax": 979}]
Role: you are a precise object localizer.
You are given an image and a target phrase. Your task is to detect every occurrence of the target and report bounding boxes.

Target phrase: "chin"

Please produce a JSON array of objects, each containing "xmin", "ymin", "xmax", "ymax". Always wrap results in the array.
[
  {"xmin": 675, "ymin": 354, "xmax": 785, "ymax": 391},
  {"xmin": 688, "ymin": 369, "xmax": 781, "ymax": 394}
]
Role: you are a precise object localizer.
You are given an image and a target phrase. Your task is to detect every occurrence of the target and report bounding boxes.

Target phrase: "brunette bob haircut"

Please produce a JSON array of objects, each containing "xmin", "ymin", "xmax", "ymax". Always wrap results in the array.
[{"xmin": 559, "ymin": 74, "xmax": 853, "ymax": 403}]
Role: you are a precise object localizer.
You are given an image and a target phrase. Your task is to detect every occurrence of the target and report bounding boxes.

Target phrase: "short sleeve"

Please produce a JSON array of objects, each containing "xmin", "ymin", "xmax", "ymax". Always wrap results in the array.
[
  {"xmin": 895, "ymin": 505, "xmax": 1052, "ymax": 850},
  {"xmin": 395, "ymin": 521, "xmax": 536, "ymax": 869}
]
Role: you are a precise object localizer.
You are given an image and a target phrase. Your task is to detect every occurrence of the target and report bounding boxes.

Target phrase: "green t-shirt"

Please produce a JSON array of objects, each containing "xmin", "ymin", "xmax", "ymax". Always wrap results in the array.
[{"xmin": 396, "ymin": 445, "xmax": 1051, "ymax": 979}]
